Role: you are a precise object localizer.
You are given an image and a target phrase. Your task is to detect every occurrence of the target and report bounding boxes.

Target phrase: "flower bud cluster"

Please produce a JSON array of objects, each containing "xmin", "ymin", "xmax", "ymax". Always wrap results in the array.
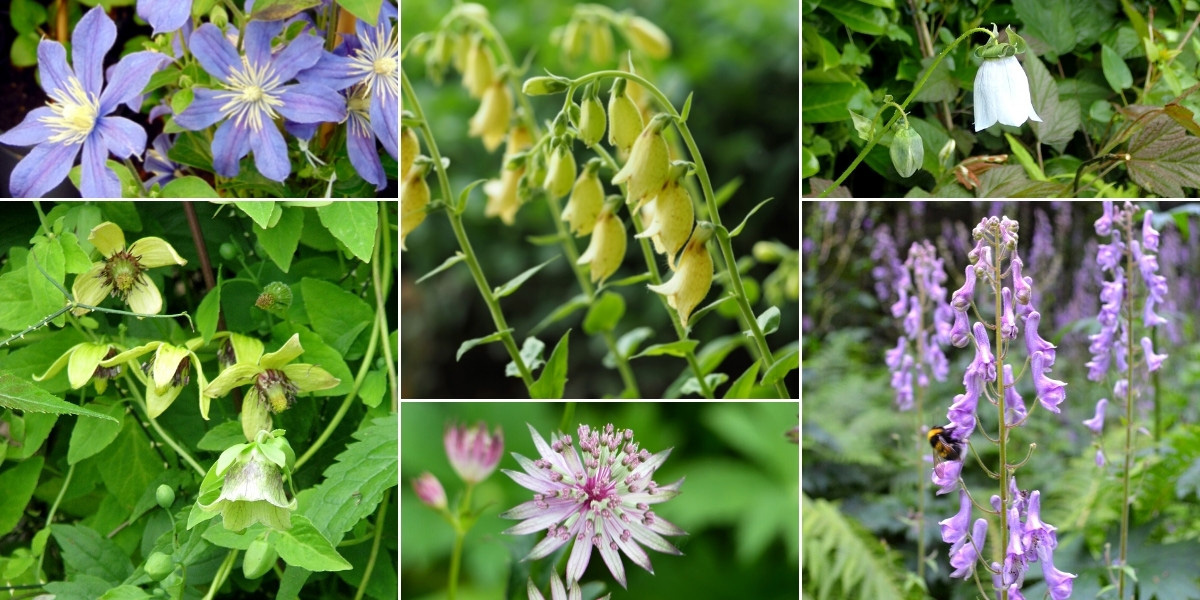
[{"xmin": 884, "ymin": 240, "xmax": 952, "ymax": 411}]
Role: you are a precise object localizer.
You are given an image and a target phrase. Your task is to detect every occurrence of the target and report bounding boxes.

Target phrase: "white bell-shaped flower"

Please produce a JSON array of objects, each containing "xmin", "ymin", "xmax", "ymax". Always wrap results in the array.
[{"xmin": 973, "ymin": 55, "xmax": 1042, "ymax": 132}]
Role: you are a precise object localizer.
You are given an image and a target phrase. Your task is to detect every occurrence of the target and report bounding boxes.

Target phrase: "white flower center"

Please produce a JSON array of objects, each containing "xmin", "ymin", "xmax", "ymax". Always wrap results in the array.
[
  {"xmin": 217, "ymin": 57, "xmax": 285, "ymax": 132},
  {"xmin": 42, "ymin": 77, "xmax": 100, "ymax": 145},
  {"xmin": 349, "ymin": 25, "xmax": 399, "ymax": 100}
]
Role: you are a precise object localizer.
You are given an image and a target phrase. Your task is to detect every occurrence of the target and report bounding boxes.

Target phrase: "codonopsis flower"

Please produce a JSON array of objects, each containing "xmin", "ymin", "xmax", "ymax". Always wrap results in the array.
[
  {"xmin": 72, "ymin": 222, "xmax": 188, "ymax": 316},
  {"xmin": 0, "ymin": 7, "xmax": 167, "ymax": 198},
  {"xmin": 500, "ymin": 423, "xmax": 686, "ymax": 589},
  {"xmin": 973, "ymin": 55, "xmax": 1042, "ymax": 132},
  {"xmin": 174, "ymin": 20, "xmax": 346, "ymax": 182},
  {"xmin": 445, "ymin": 422, "xmax": 504, "ymax": 484},
  {"xmin": 191, "ymin": 429, "xmax": 297, "ymax": 532}
]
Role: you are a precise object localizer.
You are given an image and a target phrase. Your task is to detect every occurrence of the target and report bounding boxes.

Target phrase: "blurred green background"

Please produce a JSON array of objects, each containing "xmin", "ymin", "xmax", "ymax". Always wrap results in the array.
[
  {"xmin": 400, "ymin": 0, "xmax": 800, "ymax": 398},
  {"xmin": 400, "ymin": 402, "xmax": 799, "ymax": 599}
]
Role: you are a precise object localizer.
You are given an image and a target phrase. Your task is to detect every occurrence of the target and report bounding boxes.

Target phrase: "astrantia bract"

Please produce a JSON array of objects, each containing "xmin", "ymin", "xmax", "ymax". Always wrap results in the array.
[{"xmin": 500, "ymin": 423, "xmax": 686, "ymax": 589}]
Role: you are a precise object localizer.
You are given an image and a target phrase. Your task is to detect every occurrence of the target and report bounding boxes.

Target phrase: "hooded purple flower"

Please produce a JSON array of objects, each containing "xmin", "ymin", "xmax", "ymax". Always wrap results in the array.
[
  {"xmin": 0, "ymin": 7, "xmax": 167, "ymax": 197},
  {"xmin": 940, "ymin": 489, "xmax": 972, "ymax": 545},
  {"xmin": 174, "ymin": 21, "xmax": 346, "ymax": 182},
  {"xmin": 1082, "ymin": 398, "xmax": 1107, "ymax": 434},
  {"xmin": 500, "ymin": 423, "xmax": 686, "ymax": 589}
]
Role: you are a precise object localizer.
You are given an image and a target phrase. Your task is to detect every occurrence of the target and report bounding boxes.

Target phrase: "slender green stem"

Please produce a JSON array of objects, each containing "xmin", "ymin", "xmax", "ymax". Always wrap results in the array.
[
  {"xmin": 119, "ymin": 371, "xmax": 206, "ymax": 476},
  {"xmin": 1118, "ymin": 216, "xmax": 1136, "ymax": 600},
  {"xmin": 201, "ymin": 550, "xmax": 238, "ymax": 600},
  {"xmin": 993, "ymin": 240, "xmax": 1009, "ymax": 600},
  {"xmin": 372, "ymin": 203, "xmax": 398, "ymax": 406},
  {"xmin": 402, "ymin": 68, "xmax": 535, "ymax": 391},
  {"xmin": 447, "ymin": 483, "xmax": 475, "ymax": 600},
  {"xmin": 819, "ymin": 27, "xmax": 995, "ymax": 198},
  {"xmin": 353, "ymin": 488, "xmax": 391, "ymax": 600},
  {"xmin": 36, "ymin": 462, "xmax": 76, "ymax": 582}
]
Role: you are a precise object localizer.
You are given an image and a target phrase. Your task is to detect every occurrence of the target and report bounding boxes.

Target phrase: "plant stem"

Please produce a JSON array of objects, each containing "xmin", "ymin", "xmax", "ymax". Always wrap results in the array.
[
  {"xmin": 1118, "ymin": 215, "xmax": 1136, "ymax": 600},
  {"xmin": 447, "ymin": 483, "xmax": 474, "ymax": 600},
  {"xmin": 819, "ymin": 27, "xmax": 995, "ymax": 198},
  {"xmin": 353, "ymin": 488, "xmax": 390, "ymax": 600},
  {"xmin": 991, "ymin": 236, "xmax": 1010, "ymax": 600},
  {"xmin": 373, "ymin": 202, "xmax": 398, "ymax": 405},
  {"xmin": 120, "ymin": 371, "xmax": 206, "ymax": 477},
  {"xmin": 201, "ymin": 550, "xmax": 238, "ymax": 600}
]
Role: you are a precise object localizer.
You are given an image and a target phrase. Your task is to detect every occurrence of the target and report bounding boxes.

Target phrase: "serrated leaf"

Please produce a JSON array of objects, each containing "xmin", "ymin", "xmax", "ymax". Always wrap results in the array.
[
  {"xmin": 97, "ymin": 417, "xmax": 165, "ymax": 509},
  {"xmin": 456, "ymin": 330, "xmax": 511, "ymax": 361},
  {"xmin": 583, "ymin": 292, "xmax": 625, "ymax": 335},
  {"xmin": 50, "ymin": 523, "xmax": 134, "ymax": 584},
  {"xmin": 1126, "ymin": 109, "xmax": 1200, "ymax": 197},
  {"xmin": 729, "ymin": 198, "xmax": 774, "ymax": 238},
  {"xmin": 0, "ymin": 371, "xmax": 118, "ymax": 422},
  {"xmin": 416, "ymin": 253, "xmax": 465, "ymax": 284},
  {"xmin": 298, "ymin": 414, "xmax": 397, "ymax": 543},
  {"xmin": 276, "ymin": 514, "xmax": 352, "ymax": 572},
  {"xmin": 494, "ymin": 256, "xmax": 557, "ymax": 299},
  {"xmin": 316, "ymin": 202, "xmax": 378, "ymax": 262},
  {"xmin": 633, "ymin": 339, "xmax": 699, "ymax": 359},
  {"xmin": 530, "ymin": 330, "xmax": 570, "ymax": 399}
]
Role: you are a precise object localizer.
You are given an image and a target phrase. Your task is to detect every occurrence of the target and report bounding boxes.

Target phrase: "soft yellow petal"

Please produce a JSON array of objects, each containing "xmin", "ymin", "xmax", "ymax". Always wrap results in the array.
[
  {"xmin": 128, "ymin": 279, "xmax": 163, "ymax": 315},
  {"xmin": 33, "ymin": 342, "xmax": 88, "ymax": 382},
  {"xmin": 88, "ymin": 222, "xmax": 126, "ymax": 257},
  {"xmin": 100, "ymin": 341, "xmax": 162, "ymax": 367},
  {"xmin": 152, "ymin": 344, "xmax": 191, "ymax": 394},
  {"xmin": 129, "ymin": 237, "xmax": 187, "ymax": 268},
  {"xmin": 67, "ymin": 343, "xmax": 113, "ymax": 389},
  {"xmin": 228, "ymin": 333, "xmax": 265, "ymax": 366},
  {"xmin": 71, "ymin": 263, "xmax": 110, "ymax": 315},
  {"xmin": 260, "ymin": 334, "xmax": 303, "ymax": 369},
  {"xmin": 146, "ymin": 383, "xmax": 183, "ymax": 419},
  {"xmin": 204, "ymin": 364, "xmax": 262, "ymax": 398},
  {"xmin": 281, "ymin": 363, "xmax": 340, "ymax": 393}
]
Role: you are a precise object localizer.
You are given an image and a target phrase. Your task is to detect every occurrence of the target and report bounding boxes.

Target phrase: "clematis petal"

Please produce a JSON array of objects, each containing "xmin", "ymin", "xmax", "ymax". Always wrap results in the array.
[
  {"xmin": 96, "ymin": 116, "xmax": 147, "ymax": 160},
  {"xmin": 152, "ymin": 344, "xmax": 191, "ymax": 393},
  {"xmin": 146, "ymin": 383, "xmax": 184, "ymax": 418},
  {"xmin": 243, "ymin": 20, "xmax": 285, "ymax": 68},
  {"xmin": 9, "ymin": 141, "xmax": 80, "ymax": 198},
  {"xmin": 369, "ymin": 91, "xmax": 398, "ymax": 158},
  {"xmin": 33, "ymin": 342, "xmax": 87, "ymax": 383},
  {"xmin": 70, "ymin": 263, "xmax": 111, "ymax": 314},
  {"xmin": 174, "ymin": 87, "xmax": 229, "ymax": 131},
  {"xmin": 260, "ymin": 334, "xmax": 303, "ymax": 369},
  {"xmin": 73, "ymin": 7, "xmax": 117, "ymax": 96},
  {"xmin": 80, "ymin": 138, "xmax": 121, "ymax": 198},
  {"xmin": 67, "ymin": 343, "xmax": 114, "ymax": 389},
  {"xmin": 281, "ymin": 363, "xmax": 340, "ymax": 393},
  {"xmin": 269, "ymin": 33, "xmax": 324, "ymax": 82},
  {"xmin": 0, "ymin": 107, "xmax": 56, "ymax": 147},
  {"xmin": 99, "ymin": 341, "xmax": 162, "ymax": 367},
  {"xmin": 248, "ymin": 122, "xmax": 290, "ymax": 182},
  {"xmin": 99, "ymin": 51, "xmax": 171, "ymax": 115},
  {"xmin": 227, "ymin": 333, "xmax": 265, "ymax": 366},
  {"xmin": 138, "ymin": 0, "xmax": 192, "ymax": 36},
  {"xmin": 189, "ymin": 24, "xmax": 242, "ymax": 85},
  {"xmin": 89, "ymin": 222, "xmax": 127, "ymax": 256},
  {"xmin": 128, "ymin": 278, "xmax": 164, "ymax": 314},
  {"xmin": 277, "ymin": 83, "xmax": 348, "ymax": 124},
  {"xmin": 347, "ymin": 118, "xmax": 386, "ymax": 189},
  {"xmin": 129, "ymin": 237, "xmax": 187, "ymax": 268},
  {"xmin": 211, "ymin": 119, "xmax": 252, "ymax": 177},
  {"xmin": 204, "ymin": 363, "xmax": 262, "ymax": 398},
  {"xmin": 36, "ymin": 40, "xmax": 72, "ymax": 99},
  {"xmin": 295, "ymin": 51, "xmax": 358, "ymax": 91}
]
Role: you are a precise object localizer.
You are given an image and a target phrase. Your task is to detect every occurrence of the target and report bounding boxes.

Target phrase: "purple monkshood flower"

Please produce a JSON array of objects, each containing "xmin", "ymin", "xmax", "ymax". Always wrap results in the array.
[
  {"xmin": 0, "ymin": 7, "xmax": 167, "ymax": 198},
  {"xmin": 174, "ymin": 21, "xmax": 346, "ymax": 182},
  {"xmin": 1024, "ymin": 311, "xmax": 1056, "ymax": 367},
  {"xmin": 869, "ymin": 225, "xmax": 903, "ymax": 306},
  {"xmin": 444, "ymin": 421, "xmax": 504, "ymax": 484},
  {"xmin": 940, "ymin": 489, "xmax": 972, "ymax": 545},
  {"xmin": 1139, "ymin": 336, "xmax": 1167, "ymax": 372},
  {"xmin": 949, "ymin": 518, "xmax": 988, "ymax": 579},
  {"xmin": 1031, "ymin": 351, "xmax": 1066, "ymax": 413},
  {"xmin": 1003, "ymin": 365, "xmax": 1027, "ymax": 426},
  {"xmin": 950, "ymin": 264, "xmax": 977, "ymax": 311},
  {"xmin": 500, "ymin": 423, "xmax": 686, "ymax": 589},
  {"xmin": 933, "ymin": 459, "xmax": 962, "ymax": 495},
  {"xmin": 1082, "ymin": 398, "xmax": 1107, "ymax": 434}
]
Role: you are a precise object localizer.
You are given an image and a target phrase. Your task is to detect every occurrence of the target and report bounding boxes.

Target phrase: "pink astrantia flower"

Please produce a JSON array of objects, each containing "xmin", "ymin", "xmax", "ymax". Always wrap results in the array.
[
  {"xmin": 444, "ymin": 422, "xmax": 504, "ymax": 484},
  {"xmin": 412, "ymin": 472, "xmax": 447, "ymax": 510},
  {"xmin": 500, "ymin": 423, "xmax": 686, "ymax": 588}
]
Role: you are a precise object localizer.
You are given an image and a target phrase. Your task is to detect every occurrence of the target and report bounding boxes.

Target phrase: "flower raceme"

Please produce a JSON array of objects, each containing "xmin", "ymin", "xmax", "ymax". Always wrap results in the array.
[
  {"xmin": 501, "ymin": 423, "xmax": 686, "ymax": 589},
  {"xmin": 72, "ymin": 221, "xmax": 187, "ymax": 316}
]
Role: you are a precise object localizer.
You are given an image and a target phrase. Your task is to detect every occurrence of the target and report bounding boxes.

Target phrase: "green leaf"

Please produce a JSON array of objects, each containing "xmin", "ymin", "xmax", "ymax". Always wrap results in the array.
[
  {"xmin": 96, "ymin": 417, "xmax": 165, "ymax": 509},
  {"xmin": 1013, "ymin": 0, "xmax": 1075, "ymax": 56},
  {"xmin": 192, "ymin": 0, "xmax": 217, "ymax": 17},
  {"xmin": 696, "ymin": 334, "xmax": 745, "ymax": 375},
  {"xmin": 614, "ymin": 327, "xmax": 654, "ymax": 360},
  {"xmin": 802, "ymin": 82, "xmax": 868, "ymax": 123},
  {"xmin": 335, "ymin": 0, "xmax": 384, "ymax": 25},
  {"xmin": 255, "ymin": 207, "xmax": 305, "ymax": 272},
  {"xmin": 276, "ymin": 514, "xmax": 352, "ymax": 571},
  {"xmin": 316, "ymin": 202, "xmax": 378, "ymax": 262},
  {"xmin": 680, "ymin": 92, "xmax": 694, "ymax": 121},
  {"xmin": 748, "ymin": 306, "xmax": 781, "ymax": 337},
  {"xmin": 1024, "ymin": 53, "xmax": 1080, "ymax": 152},
  {"xmin": 1126, "ymin": 109, "xmax": 1200, "ymax": 197},
  {"xmin": 162, "ymin": 175, "xmax": 220, "ymax": 198},
  {"xmin": 583, "ymin": 292, "xmax": 625, "ymax": 335},
  {"xmin": 142, "ymin": 66, "xmax": 180, "ymax": 95},
  {"xmin": 196, "ymin": 272, "xmax": 223, "ymax": 344},
  {"xmin": 11, "ymin": 33, "xmax": 39, "ymax": 67},
  {"xmin": 686, "ymin": 294, "xmax": 736, "ymax": 329},
  {"xmin": 197, "ymin": 420, "xmax": 246, "ymax": 451},
  {"xmin": 525, "ymin": 233, "xmax": 565, "ymax": 246},
  {"xmin": 10, "ymin": 0, "xmax": 47, "ymax": 35},
  {"xmin": 76, "ymin": 0, "xmax": 134, "ymax": 7},
  {"xmin": 530, "ymin": 330, "xmax": 570, "ymax": 399},
  {"xmin": 1101, "ymin": 44, "xmax": 1133, "ymax": 92},
  {"xmin": 0, "ymin": 456, "xmax": 43, "ymax": 533},
  {"xmin": 1004, "ymin": 133, "xmax": 1047, "ymax": 181},
  {"xmin": 604, "ymin": 273, "xmax": 651, "ymax": 288},
  {"xmin": 713, "ymin": 176, "xmax": 742, "ymax": 209},
  {"xmin": 0, "ymin": 371, "xmax": 118, "ymax": 422},
  {"xmin": 60, "ymin": 232, "xmax": 93, "ymax": 274},
  {"xmin": 494, "ymin": 256, "xmax": 557, "ymax": 299},
  {"xmin": 633, "ymin": 339, "xmax": 699, "ymax": 359},
  {"xmin": 681, "ymin": 373, "xmax": 727, "ymax": 397},
  {"xmin": 299, "ymin": 415, "xmax": 397, "ymax": 542},
  {"xmin": 456, "ymin": 330, "xmax": 512, "ymax": 361},
  {"xmin": 358, "ymin": 369, "xmax": 385, "ymax": 408},
  {"xmin": 1164, "ymin": 103, "xmax": 1200, "ymax": 138},
  {"xmin": 507, "ymin": 336, "xmax": 545, "ymax": 378},
  {"xmin": 761, "ymin": 348, "xmax": 800, "ymax": 387},
  {"xmin": 50, "ymin": 523, "xmax": 134, "ymax": 584},
  {"xmin": 99, "ymin": 585, "xmax": 153, "ymax": 600},
  {"xmin": 913, "ymin": 55, "xmax": 956, "ymax": 103},
  {"xmin": 723, "ymin": 362, "xmax": 761, "ymax": 399},
  {"xmin": 250, "ymin": 0, "xmax": 321, "ymax": 21},
  {"xmin": 67, "ymin": 401, "xmax": 125, "ymax": 465},
  {"xmin": 818, "ymin": 1, "xmax": 888, "ymax": 35},
  {"xmin": 301, "ymin": 278, "xmax": 374, "ymax": 357},
  {"xmin": 235, "ymin": 201, "xmax": 277, "ymax": 228},
  {"xmin": 170, "ymin": 87, "xmax": 194, "ymax": 117},
  {"xmin": 168, "ymin": 131, "xmax": 214, "ymax": 171},
  {"xmin": 416, "ymin": 252, "xmax": 465, "ymax": 284},
  {"xmin": 802, "ymin": 147, "xmax": 819, "ymax": 179},
  {"xmin": 530, "ymin": 294, "xmax": 589, "ymax": 336},
  {"xmin": 729, "ymin": 198, "xmax": 774, "ymax": 238}
]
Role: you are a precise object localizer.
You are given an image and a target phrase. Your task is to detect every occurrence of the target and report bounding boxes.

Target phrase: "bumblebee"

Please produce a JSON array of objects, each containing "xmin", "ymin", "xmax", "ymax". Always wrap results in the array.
[{"xmin": 927, "ymin": 425, "xmax": 964, "ymax": 461}]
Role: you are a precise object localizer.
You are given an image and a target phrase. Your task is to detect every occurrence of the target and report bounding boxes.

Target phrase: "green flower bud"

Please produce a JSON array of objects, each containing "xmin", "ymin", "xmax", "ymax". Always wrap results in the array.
[
  {"xmin": 156, "ymin": 484, "xmax": 176, "ymax": 509},
  {"xmin": 607, "ymin": 79, "xmax": 643, "ymax": 153},
  {"xmin": 522, "ymin": 76, "xmax": 569, "ymax": 96},
  {"xmin": 543, "ymin": 141, "xmax": 577, "ymax": 199},
  {"xmin": 242, "ymin": 537, "xmax": 277, "ymax": 579},
  {"xmin": 209, "ymin": 5, "xmax": 229, "ymax": 28},
  {"xmin": 890, "ymin": 125, "xmax": 924, "ymax": 178},
  {"xmin": 145, "ymin": 552, "xmax": 173, "ymax": 582},
  {"xmin": 578, "ymin": 85, "xmax": 606, "ymax": 146}
]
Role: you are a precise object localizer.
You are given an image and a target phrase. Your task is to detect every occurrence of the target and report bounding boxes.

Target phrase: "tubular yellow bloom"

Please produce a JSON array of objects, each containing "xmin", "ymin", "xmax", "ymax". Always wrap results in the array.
[
  {"xmin": 620, "ymin": 15, "xmax": 671, "ymax": 60},
  {"xmin": 72, "ymin": 222, "xmax": 187, "ymax": 316},
  {"xmin": 589, "ymin": 20, "xmax": 614, "ymax": 65},
  {"xmin": 462, "ymin": 35, "xmax": 495, "ymax": 99},
  {"xmin": 607, "ymin": 80, "xmax": 643, "ymax": 153},
  {"xmin": 635, "ymin": 174, "xmax": 694, "ymax": 269},
  {"xmin": 648, "ymin": 223, "xmax": 713, "ymax": 328},
  {"xmin": 401, "ymin": 164, "xmax": 431, "ymax": 251},
  {"xmin": 485, "ymin": 125, "xmax": 532, "ymax": 225},
  {"xmin": 401, "ymin": 125, "xmax": 419, "ymax": 177},
  {"xmin": 560, "ymin": 19, "xmax": 586, "ymax": 61},
  {"xmin": 469, "ymin": 80, "xmax": 513, "ymax": 152},
  {"xmin": 576, "ymin": 204, "xmax": 626, "ymax": 284},
  {"xmin": 611, "ymin": 114, "xmax": 670, "ymax": 209},
  {"xmin": 543, "ymin": 141, "xmax": 577, "ymax": 199},
  {"xmin": 562, "ymin": 160, "xmax": 604, "ymax": 236}
]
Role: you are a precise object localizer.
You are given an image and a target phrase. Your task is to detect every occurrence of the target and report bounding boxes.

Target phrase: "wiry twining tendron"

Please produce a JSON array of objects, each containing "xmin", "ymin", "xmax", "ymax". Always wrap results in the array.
[
  {"xmin": 218, "ymin": 57, "xmax": 286, "ymax": 131},
  {"xmin": 42, "ymin": 77, "xmax": 101, "ymax": 145}
]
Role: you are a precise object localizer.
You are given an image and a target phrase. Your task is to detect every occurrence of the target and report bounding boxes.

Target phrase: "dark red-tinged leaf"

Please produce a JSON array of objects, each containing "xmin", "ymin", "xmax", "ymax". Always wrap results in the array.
[{"xmin": 1126, "ymin": 110, "xmax": 1200, "ymax": 197}]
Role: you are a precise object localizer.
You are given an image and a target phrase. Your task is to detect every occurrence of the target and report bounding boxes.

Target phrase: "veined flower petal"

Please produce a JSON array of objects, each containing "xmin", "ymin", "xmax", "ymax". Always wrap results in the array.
[
  {"xmin": 276, "ymin": 83, "xmax": 347, "ymax": 124},
  {"xmin": 89, "ymin": 222, "xmax": 126, "ymax": 256},
  {"xmin": 146, "ymin": 383, "xmax": 184, "ymax": 418},
  {"xmin": 33, "ymin": 342, "xmax": 88, "ymax": 383},
  {"xmin": 127, "ymin": 277, "xmax": 163, "ymax": 314},
  {"xmin": 204, "ymin": 363, "xmax": 262, "ymax": 398},
  {"xmin": 129, "ymin": 237, "xmax": 187, "ymax": 268},
  {"xmin": 99, "ymin": 51, "xmax": 169, "ymax": 115},
  {"xmin": 36, "ymin": 40, "xmax": 72, "ymax": 99},
  {"xmin": 73, "ymin": 7, "xmax": 116, "ymax": 96},
  {"xmin": 211, "ymin": 119, "xmax": 253, "ymax": 177},
  {"xmin": 261, "ymin": 334, "xmax": 303, "ymax": 369},
  {"xmin": 96, "ymin": 116, "xmax": 147, "ymax": 160},
  {"xmin": 248, "ymin": 119, "xmax": 290, "ymax": 182},
  {"xmin": 243, "ymin": 20, "xmax": 285, "ymax": 68},
  {"xmin": 152, "ymin": 344, "xmax": 191, "ymax": 393},
  {"xmin": 9, "ymin": 141, "xmax": 79, "ymax": 198},
  {"xmin": 81, "ymin": 138, "xmax": 121, "ymax": 198},
  {"xmin": 67, "ymin": 343, "xmax": 114, "ymax": 389},
  {"xmin": 189, "ymin": 24, "xmax": 242, "ymax": 86},
  {"xmin": 0, "ymin": 107, "xmax": 56, "ymax": 147},
  {"xmin": 138, "ymin": 0, "xmax": 192, "ymax": 36},
  {"xmin": 175, "ymin": 88, "xmax": 229, "ymax": 130},
  {"xmin": 280, "ymin": 363, "xmax": 339, "ymax": 393},
  {"xmin": 269, "ymin": 33, "xmax": 324, "ymax": 82}
]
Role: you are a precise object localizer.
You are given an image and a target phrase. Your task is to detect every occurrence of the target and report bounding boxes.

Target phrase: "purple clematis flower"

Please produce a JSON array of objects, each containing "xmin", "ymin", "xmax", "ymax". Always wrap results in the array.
[
  {"xmin": 0, "ymin": 7, "xmax": 166, "ymax": 198},
  {"xmin": 144, "ymin": 133, "xmax": 182, "ymax": 189},
  {"xmin": 174, "ymin": 20, "xmax": 346, "ymax": 182}
]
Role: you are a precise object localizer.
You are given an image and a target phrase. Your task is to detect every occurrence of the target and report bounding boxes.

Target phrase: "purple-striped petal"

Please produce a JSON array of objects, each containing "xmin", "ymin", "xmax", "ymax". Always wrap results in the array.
[
  {"xmin": 276, "ymin": 83, "xmax": 347, "ymax": 124},
  {"xmin": 244, "ymin": 20, "xmax": 284, "ymax": 68},
  {"xmin": 296, "ymin": 51, "xmax": 358, "ymax": 91},
  {"xmin": 37, "ymin": 40, "xmax": 72, "ymax": 99},
  {"xmin": 369, "ymin": 90, "xmax": 397, "ymax": 158},
  {"xmin": 190, "ymin": 24, "xmax": 241, "ymax": 85},
  {"xmin": 174, "ymin": 87, "xmax": 229, "ymax": 130},
  {"xmin": 81, "ymin": 138, "xmax": 121, "ymax": 198},
  {"xmin": 249, "ymin": 122, "xmax": 290, "ymax": 182},
  {"xmin": 0, "ymin": 107, "xmax": 56, "ymax": 147},
  {"xmin": 9, "ymin": 142, "xmax": 80, "ymax": 198},
  {"xmin": 137, "ymin": 0, "xmax": 192, "ymax": 36},
  {"xmin": 96, "ymin": 116, "xmax": 147, "ymax": 159},
  {"xmin": 346, "ymin": 116, "xmax": 385, "ymax": 189},
  {"xmin": 73, "ymin": 7, "xmax": 116, "ymax": 96},
  {"xmin": 270, "ymin": 32, "xmax": 324, "ymax": 82},
  {"xmin": 100, "ymin": 51, "xmax": 170, "ymax": 115},
  {"xmin": 211, "ymin": 119, "xmax": 251, "ymax": 177}
]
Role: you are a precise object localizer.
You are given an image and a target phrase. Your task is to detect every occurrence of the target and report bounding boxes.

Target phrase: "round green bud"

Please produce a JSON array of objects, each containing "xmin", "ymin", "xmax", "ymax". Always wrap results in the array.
[
  {"xmin": 209, "ymin": 5, "xmax": 229, "ymax": 28},
  {"xmin": 522, "ymin": 76, "xmax": 569, "ymax": 96},
  {"xmin": 890, "ymin": 125, "xmax": 925, "ymax": 178},
  {"xmin": 242, "ymin": 538, "xmax": 277, "ymax": 579},
  {"xmin": 219, "ymin": 242, "xmax": 238, "ymax": 260},
  {"xmin": 255, "ymin": 282, "xmax": 293, "ymax": 311},
  {"xmin": 155, "ymin": 485, "xmax": 175, "ymax": 509},
  {"xmin": 145, "ymin": 552, "xmax": 173, "ymax": 582}
]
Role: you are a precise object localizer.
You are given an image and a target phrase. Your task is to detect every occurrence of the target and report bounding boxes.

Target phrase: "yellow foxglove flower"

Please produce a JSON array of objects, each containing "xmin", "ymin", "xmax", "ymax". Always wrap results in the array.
[
  {"xmin": 648, "ymin": 223, "xmax": 713, "ymax": 328},
  {"xmin": 620, "ymin": 15, "xmax": 671, "ymax": 60},
  {"xmin": 578, "ymin": 86, "xmax": 606, "ymax": 147},
  {"xmin": 401, "ymin": 163, "xmax": 431, "ymax": 251},
  {"xmin": 485, "ymin": 125, "xmax": 531, "ymax": 225},
  {"xmin": 401, "ymin": 126, "xmax": 419, "ymax": 177},
  {"xmin": 576, "ymin": 202, "xmax": 626, "ymax": 284},
  {"xmin": 562, "ymin": 159, "xmax": 604, "ymax": 236},
  {"xmin": 635, "ymin": 173, "xmax": 694, "ymax": 269},
  {"xmin": 543, "ymin": 141, "xmax": 577, "ymax": 199},
  {"xmin": 462, "ymin": 35, "xmax": 495, "ymax": 99},
  {"xmin": 612, "ymin": 114, "xmax": 670, "ymax": 209},
  {"xmin": 561, "ymin": 18, "xmax": 585, "ymax": 61},
  {"xmin": 607, "ymin": 80, "xmax": 643, "ymax": 153},
  {"xmin": 589, "ymin": 20, "xmax": 614, "ymax": 65},
  {"xmin": 72, "ymin": 222, "xmax": 187, "ymax": 316},
  {"xmin": 469, "ymin": 80, "xmax": 513, "ymax": 152}
]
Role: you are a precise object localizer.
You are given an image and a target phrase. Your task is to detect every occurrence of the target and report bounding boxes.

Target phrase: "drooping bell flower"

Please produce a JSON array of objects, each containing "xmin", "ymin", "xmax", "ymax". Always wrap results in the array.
[
  {"xmin": 577, "ymin": 197, "xmax": 627, "ymax": 284},
  {"xmin": 635, "ymin": 162, "xmax": 694, "ymax": 269},
  {"xmin": 648, "ymin": 222, "xmax": 713, "ymax": 328},
  {"xmin": 973, "ymin": 27, "xmax": 1042, "ymax": 132},
  {"xmin": 562, "ymin": 158, "xmax": 605, "ymax": 237},
  {"xmin": 190, "ymin": 429, "xmax": 297, "ymax": 533},
  {"xmin": 612, "ymin": 113, "xmax": 671, "ymax": 209}
]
